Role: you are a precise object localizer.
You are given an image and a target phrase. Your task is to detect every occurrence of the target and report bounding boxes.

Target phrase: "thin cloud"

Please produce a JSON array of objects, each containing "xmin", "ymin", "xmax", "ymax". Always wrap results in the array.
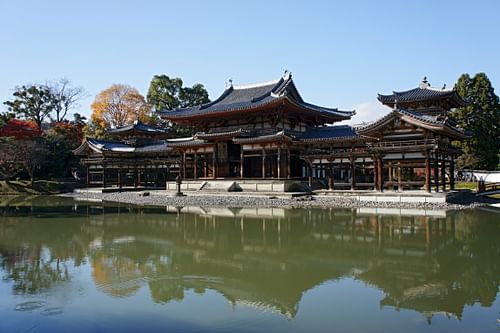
[{"xmin": 342, "ymin": 101, "xmax": 390, "ymax": 126}]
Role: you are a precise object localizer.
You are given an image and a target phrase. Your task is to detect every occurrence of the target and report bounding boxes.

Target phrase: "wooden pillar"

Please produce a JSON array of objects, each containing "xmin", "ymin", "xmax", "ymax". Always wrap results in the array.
[
  {"xmin": 193, "ymin": 152, "xmax": 198, "ymax": 180},
  {"xmin": 379, "ymin": 158, "xmax": 384, "ymax": 192},
  {"xmin": 286, "ymin": 148, "xmax": 291, "ymax": 179},
  {"xmin": 86, "ymin": 166, "xmax": 90, "ymax": 186},
  {"xmin": 277, "ymin": 148, "xmax": 281, "ymax": 179},
  {"xmin": 450, "ymin": 157, "xmax": 455, "ymax": 191},
  {"xmin": 153, "ymin": 164, "xmax": 158, "ymax": 187},
  {"xmin": 102, "ymin": 164, "xmax": 106, "ymax": 188},
  {"xmin": 212, "ymin": 151, "xmax": 216, "ymax": 179},
  {"xmin": 118, "ymin": 168, "xmax": 122, "ymax": 189},
  {"xmin": 425, "ymin": 155, "xmax": 431, "ymax": 193},
  {"xmin": 308, "ymin": 161, "xmax": 313, "ymax": 188},
  {"xmin": 134, "ymin": 165, "xmax": 138, "ymax": 188},
  {"xmin": 373, "ymin": 157, "xmax": 379, "ymax": 191},
  {"xmin": 433, "ymin": 154, "xmax": 439, "ymax": 192},
  {"xmin": 240, "ymin": 148, "xmax": 244, "ymax": 179},
  {"xmin": 350, "ymin": 157, "xmax": 356, "ymax": 190},
  {"xmin": 262, "ymin": 149, "xmax": 266, "ymax": 179},
  {"xmin": 203, "ymin": 157, "xmax": 207, "ymax": 178},
  {"xmin": 388, "ymin": 162, "xmax": 393, "ymax": 183},
  {"xmin": 441, "ymin": 155, "xmax": 447, "ymax": 192},
  {"xmin": 182, "ymin": 151, "xmax": 186, "ymax": 179},
  {"xmin": 328, "ymin": 163, "xmax": 334, "ymax": 190},
  {"xmin": 397, "ymin": 162, "xmax": 402, "ymax": 191}
]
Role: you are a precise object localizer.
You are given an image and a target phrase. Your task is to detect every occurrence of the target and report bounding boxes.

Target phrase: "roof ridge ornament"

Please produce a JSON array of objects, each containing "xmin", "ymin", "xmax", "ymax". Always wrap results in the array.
[
  {"xmin": 283, "ymin": 69, "xmax": 292, "ymax": 80},
  {"xmin": 419, "ymin": 76, "xmax": 430, "ymax": 89},
  {"xmin": 225, "ymin": 78, "xmax": 233, "ymax": 89}
]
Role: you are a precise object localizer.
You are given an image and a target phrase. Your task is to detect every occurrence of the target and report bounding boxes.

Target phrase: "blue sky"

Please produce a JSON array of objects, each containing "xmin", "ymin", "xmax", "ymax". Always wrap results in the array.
[{"xmin": 1, "ymin": 0, "xmax": 499, "ymax": 124}]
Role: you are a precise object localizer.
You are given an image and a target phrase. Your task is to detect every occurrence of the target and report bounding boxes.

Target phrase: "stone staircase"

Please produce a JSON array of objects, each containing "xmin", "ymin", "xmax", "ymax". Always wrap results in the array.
[{"xmin": 198, "ymin": 181, "xmax": 236, "ymax": 192}]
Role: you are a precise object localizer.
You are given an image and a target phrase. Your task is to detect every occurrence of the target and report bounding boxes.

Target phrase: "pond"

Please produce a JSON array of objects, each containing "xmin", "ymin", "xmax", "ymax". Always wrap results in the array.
[{"xmin": 0, "ymin": 196, "xmax": 499, "ymax": 333}]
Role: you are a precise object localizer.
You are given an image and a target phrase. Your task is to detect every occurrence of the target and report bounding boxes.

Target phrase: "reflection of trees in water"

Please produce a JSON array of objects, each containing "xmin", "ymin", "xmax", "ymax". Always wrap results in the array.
[
  {"xmin": 449, "ymin": 210, "xmax": 500, "ymax": 308},
  {"xmin": 0, "ymin": 246, "xmax": 70, "ymax": 294},
  {"xmin": 0, "ymin": 210, "xmax": 91, "ymax": 294},
  {"xmin": 0, "ymin": 203, "xmax": 499, "ymax": 319}
]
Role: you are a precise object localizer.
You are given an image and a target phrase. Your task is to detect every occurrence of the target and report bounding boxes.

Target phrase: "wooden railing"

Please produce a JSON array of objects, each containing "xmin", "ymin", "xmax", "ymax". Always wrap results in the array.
[
  {"xmin": 478, "ymin": 181, "xmax": 500, "ymax": 193},
  {"xmin": 367, "ymin": 139, "xmax": 437, "ymax": 149}
]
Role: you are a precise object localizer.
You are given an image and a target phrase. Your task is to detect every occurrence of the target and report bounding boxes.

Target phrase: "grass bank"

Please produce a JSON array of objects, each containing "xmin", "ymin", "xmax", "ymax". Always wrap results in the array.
[
  {"xmin": 454, "ymin": 181, "xmax": 478, "ymax": 191},
  {"xmin": 0, "ymin": 180, "xmax": 74, "ymax": 195}
]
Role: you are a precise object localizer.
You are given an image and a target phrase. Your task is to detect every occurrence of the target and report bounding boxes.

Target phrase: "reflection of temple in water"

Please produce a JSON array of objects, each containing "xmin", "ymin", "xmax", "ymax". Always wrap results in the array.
[{"xmin": 0, "ymin": 202, "xmax": 499, "ymax": 321}]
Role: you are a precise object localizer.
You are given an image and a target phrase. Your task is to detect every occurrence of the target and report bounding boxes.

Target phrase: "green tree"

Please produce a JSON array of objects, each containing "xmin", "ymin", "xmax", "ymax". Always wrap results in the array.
[
  {"xmin": 146, "ymin": 74, "xmax": 209, "ymax": 135},
  {"xmin": 3, "ymin": 85, "xmax": 56, "ymax": 129},
  {"xmin": 453, "ymin": 73, "xmax": 500, "ymax": 170},
  {"xmin": 147, "ymin": 75, "xmax": 184, "ymax": 111},
  {"xmin": 0, "ymin": 112, "xmax": 14, "ymax": 127}
]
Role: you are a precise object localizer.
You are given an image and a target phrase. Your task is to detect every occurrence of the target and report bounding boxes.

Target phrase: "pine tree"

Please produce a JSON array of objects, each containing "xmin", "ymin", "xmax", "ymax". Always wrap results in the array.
[{"xmin": 453, "ymin": 73, "xmax": 500, "ymax": 170}]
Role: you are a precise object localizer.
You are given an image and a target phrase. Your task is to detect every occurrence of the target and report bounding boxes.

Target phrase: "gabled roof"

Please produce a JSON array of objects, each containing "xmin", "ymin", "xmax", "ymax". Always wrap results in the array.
[
  {"xmin": 106, "ymin": 120, "xmax": 170, "ymax": 136},
  {"xmin": 357, "ymin": 109, "xmax": 471, "ymax": 139},
  {"xmin": 165, "ymin": 138, "xmax": 212, "ymax": 148},
  {"xmin": 160, "ymin": 72, "xmax": 354, "ymax": 123},
  {"xmin": 378, "ymin": 78, "xmax": 466, "ymax": 108},
  {"xmin": 194, "ymin": 129, "xmax": 248, "ymax": 140},
  {"xmin": 232, "ymin": 130, "xmax": 295, "ymax": 145},
  {"xmin": 300, "ymin": 125, "xmax": 361, "ymax": 143}
]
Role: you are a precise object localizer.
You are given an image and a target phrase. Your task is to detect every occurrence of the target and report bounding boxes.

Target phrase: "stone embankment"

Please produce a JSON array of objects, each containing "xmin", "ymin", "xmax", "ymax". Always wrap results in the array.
[{"xmin": 62, "ymin": 190, "xmax": 489, "ymax": 210}]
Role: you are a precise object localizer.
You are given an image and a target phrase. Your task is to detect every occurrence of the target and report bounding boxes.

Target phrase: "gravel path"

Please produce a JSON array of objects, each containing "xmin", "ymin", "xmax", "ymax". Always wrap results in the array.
[{"xmin": 62, "ymin": 190, "xmax": 490, "ymax": 210}]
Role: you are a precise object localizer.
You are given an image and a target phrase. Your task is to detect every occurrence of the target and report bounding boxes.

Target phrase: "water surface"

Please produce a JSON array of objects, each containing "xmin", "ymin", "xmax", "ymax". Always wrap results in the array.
[{"xmin": 0, "ymin": 196, "xmax": 499, "ymax": 332}]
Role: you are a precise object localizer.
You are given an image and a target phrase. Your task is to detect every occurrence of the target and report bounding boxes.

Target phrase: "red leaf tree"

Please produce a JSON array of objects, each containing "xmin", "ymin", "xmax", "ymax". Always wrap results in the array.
[{"xmin": 0, "ymin": 119, "xmax": 42, "ymax": 140}]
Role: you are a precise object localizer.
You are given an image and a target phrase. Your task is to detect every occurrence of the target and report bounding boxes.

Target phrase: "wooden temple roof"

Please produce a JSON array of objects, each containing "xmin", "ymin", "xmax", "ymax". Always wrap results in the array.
[
  {"xmin": 106, "ymin": 120, "xmax": 170, "ymax": 137},
  {"xmin": 165, "ymin": 138, "xmax": 212, "ymax": 148},
  {"xmin": 194, "ymin": 128, "xmax": 248, "ymax": 140},
  {"xmin": 377, "ymin": 78, "xmax": 466, "ymax": 109},
  {"xmin": 357, "ymin": 109, "xmax": 471, "ymax": 139},
  {"xmin": 159, "ymin": 72, "xmax": 354, "ymax": 123},
  {"xmin": 233, "ymin": 130, "xmax": 295, "ymax": 145},
  {"xmin": 299, "ymin": 125, "xmax": 361, "ymax": 143},
  {"xmin": 73, "ymin": 138, "xmax": 173, "ymax": 155}
]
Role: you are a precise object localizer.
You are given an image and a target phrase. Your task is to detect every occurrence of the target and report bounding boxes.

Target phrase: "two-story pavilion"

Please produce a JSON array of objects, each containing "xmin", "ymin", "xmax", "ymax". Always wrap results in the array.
[
  {"xmin": 74, "ymin": 73, "xmax": 470, "ymax": 193},
  {"xmin": 159, "ymin": 71, "xmax": 355, "ymax": 181}
]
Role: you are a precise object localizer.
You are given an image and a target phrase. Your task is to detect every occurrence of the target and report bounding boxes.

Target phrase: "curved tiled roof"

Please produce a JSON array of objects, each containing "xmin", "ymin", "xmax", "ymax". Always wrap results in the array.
[
  {"xmin": 73, "ymin": 138, "xmax": 172, "ymax": 155},
  {"xmin": 357, "ymin": 109, "xmax": 471, "ymax": 139},
  {"xmin": 166, "ymin": 139, "xmax": 211, "ymax": 148},
  {"xmin": 106, "ymin": 120, "xmax": 170, "ymax": 135},
  {"xmin": 378, "ymin": 84, "xmax": 466, "ymax": 108},
  {"xmin": 194, "ymin": 129, "xmax": 247, "ymax": 140},
  {"xmin": 160, "ymin": 72, "xmax": 354, "ymax": 121},
  {"xmin": 300, "ymin": 125, "xmax": 361, "ymax": 143},
  {"xmin": 233, "ymin": 130, "xmax": 294, "ymax": 144}
]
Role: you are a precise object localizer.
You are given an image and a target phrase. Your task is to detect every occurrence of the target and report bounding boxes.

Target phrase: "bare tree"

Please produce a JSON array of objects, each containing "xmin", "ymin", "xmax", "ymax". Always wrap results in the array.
[
  {"xmin": 46, "ymin": 78, "xmax": 88, "ymax": 122},
  {"xmin": 0, "ymin": 138, "xmax": 23, "ymax": 180},
  {"xmin": 19, "ymin": 140, "xmax": 48, "ymax": 186}
]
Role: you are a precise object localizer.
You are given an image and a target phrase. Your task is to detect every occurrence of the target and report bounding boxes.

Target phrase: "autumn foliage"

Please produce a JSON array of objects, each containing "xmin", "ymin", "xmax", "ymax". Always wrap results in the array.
[
  {"xmin": 91, "ymin": 84, "xmax": 151, "ymax": 129},
  {"xmin": 50, "ymin": 121, "xmax": 85, "ymax": 149},
  {"xmin": 0, "ymin": 119, "xmax": 41, "ymax": 140}
]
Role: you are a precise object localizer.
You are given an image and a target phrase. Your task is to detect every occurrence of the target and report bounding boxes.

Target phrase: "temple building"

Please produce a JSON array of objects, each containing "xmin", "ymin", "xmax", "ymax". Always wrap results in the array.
[
  {"xmin": 73, "ymin": 120, "xmax": 174, "ymax": 188},
  {"xmin": 158, "ymin": 71, "xmax": 354, "ymax": 182},
  {"xmin": 74, "ymin": 73, "xmax": 470, "ymax": 192}
]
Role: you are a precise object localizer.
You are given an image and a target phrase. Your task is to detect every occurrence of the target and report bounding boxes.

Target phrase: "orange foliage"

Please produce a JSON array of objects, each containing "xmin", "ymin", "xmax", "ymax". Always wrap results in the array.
[
  {"xmin": 0, "ymin": 119, "xmax": 41, "ymax": 140},
  {"xmin": 51, "ymin": 121, "xmax": 85, "ymax": 149},
  {"xmin": 90, "ymin": 84, "xmax": 151, "ymax": 129}
]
